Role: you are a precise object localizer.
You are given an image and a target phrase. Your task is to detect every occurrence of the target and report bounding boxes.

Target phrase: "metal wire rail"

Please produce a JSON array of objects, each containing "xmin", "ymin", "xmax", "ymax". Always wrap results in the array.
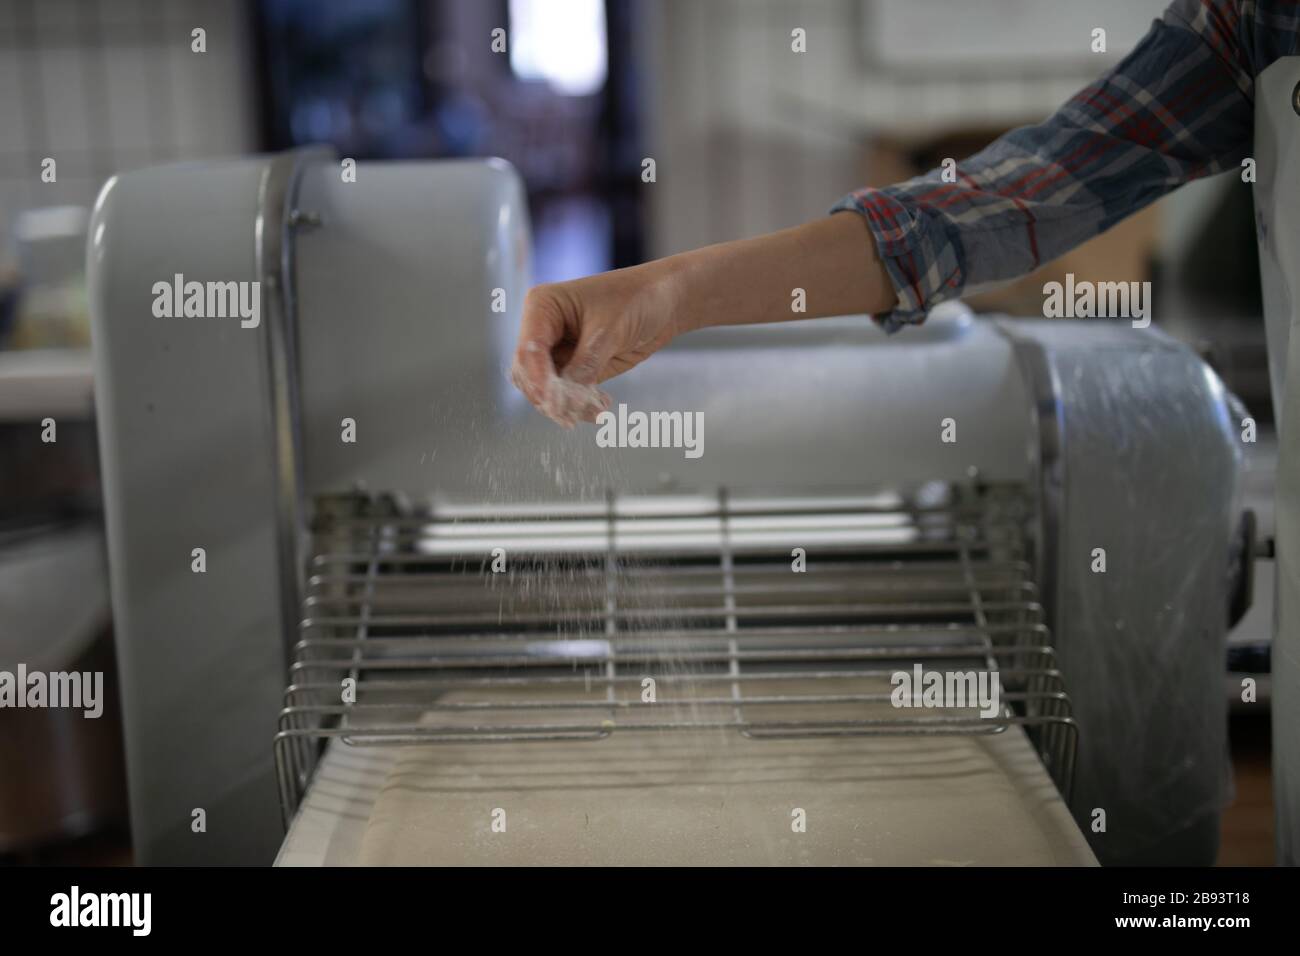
[{"xmin": 274, "ymin": 484, "xmax": 1077, "ymax": 823}]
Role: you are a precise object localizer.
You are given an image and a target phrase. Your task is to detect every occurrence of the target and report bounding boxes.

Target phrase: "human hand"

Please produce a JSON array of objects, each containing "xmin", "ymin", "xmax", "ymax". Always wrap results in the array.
[{"xmin": 509, "ymin": 263, "xmax": 683, "ymax": 427}]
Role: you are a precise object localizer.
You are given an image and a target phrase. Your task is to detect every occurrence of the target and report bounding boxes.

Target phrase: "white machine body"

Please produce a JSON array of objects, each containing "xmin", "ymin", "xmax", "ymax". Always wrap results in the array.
[{"xmin": 90, "ymin": 151, "xmax": 1243, "ymax": 865}]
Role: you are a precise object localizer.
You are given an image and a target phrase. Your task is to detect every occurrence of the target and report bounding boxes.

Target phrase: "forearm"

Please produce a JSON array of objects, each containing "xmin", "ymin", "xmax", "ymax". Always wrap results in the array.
[
  {"xmin": 650, "ymin": 213, "xmax": 896, "ymax": 335},
  {"xmin": 830, "ymin": 3, "xmax": 1257, "ymax": 331}
]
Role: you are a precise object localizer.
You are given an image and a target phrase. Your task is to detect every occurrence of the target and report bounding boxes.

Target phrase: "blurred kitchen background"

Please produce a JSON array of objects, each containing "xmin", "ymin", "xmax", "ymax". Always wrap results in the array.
[{"xmin": 0, "ymin": 0, "xmax": 1274, "ymax": 863}]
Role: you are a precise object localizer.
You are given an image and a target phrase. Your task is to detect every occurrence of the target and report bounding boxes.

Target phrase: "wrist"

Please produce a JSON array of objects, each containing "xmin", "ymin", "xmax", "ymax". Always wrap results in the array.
[
  {"xmin": 633, "ymin": 254, "xmax": 696, "ymax": 338},
  {"xmin": 644, "ymin": 247, "xmax": 715, "ymax": 337}
]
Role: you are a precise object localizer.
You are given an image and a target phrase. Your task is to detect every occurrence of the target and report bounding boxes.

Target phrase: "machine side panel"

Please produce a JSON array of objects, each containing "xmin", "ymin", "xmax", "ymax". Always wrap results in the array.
[
  {"xmin": 88, "ymin": 160, "xmax": 288, "ymax": 864},
  {"xmin": 1006, "ymin": 319, "xmax": 1239, "ymax": 865}
]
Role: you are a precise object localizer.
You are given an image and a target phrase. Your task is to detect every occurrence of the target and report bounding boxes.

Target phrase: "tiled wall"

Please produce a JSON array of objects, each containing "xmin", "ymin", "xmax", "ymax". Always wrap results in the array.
[{"xmin": 0, "ymin": 0, "xmax": 256, "ymax": 246}]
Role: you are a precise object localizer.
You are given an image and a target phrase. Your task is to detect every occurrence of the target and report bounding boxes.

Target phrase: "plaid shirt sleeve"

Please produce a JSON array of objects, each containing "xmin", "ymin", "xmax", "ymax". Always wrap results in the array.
[{"xmin": 833, "ymin": 0, "xmax": 1297, "ymax": 331}]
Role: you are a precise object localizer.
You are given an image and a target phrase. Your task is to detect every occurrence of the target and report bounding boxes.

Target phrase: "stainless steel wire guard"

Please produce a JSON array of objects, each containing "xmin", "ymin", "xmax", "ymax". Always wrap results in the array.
[{"xmin": 274, "ymin": 482, "xmax": 1077, "ymax": 825}]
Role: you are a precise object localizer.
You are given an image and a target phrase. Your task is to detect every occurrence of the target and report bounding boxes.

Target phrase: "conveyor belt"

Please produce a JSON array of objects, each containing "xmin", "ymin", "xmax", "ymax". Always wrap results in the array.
[
  {"xmin": 275, "ymin": 484, "xmax": 1077, "ymax": 831},
  {"xmin": 278, "ymin": 722, "xmax": 1096, "ymax": 865}
]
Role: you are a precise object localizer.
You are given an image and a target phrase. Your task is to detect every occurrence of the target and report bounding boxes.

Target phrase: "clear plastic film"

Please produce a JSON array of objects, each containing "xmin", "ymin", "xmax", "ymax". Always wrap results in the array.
[{"xmin": 1003, "ymin": 319, "xmax": 1241, "ymax": 865}]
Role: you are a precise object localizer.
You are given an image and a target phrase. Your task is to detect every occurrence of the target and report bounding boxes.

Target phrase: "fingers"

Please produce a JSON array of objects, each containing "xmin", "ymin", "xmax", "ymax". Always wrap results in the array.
[
  {"xmin": 559, "ymin": 325, "xmax": 614, "ymax": 386},
  {"xmin": 539, "ymin": 376, "xmax": 612, "ymax": 429},
  {"xmin": 512, "ymin": 287, "xmax": 569, "ymax": 416},
  {"xmin": 555, "ymin": 325, "xmax": 615, "ymax": 424},
  {"xmin": 546, "ymin": 325, "xmax": 615, "ymax": 425},
  {"xmin": 508, "ymin": 339, "xmax": 551, "ymax": 410},
  {"xmin": 577, "ymin": 388, "xmax": 614, "ymax": 423},
  {"xmin": 510, "ymin": 287, "xmax": 564, "ymax": 408},
  {"xmin": 510, "ymin": 284, "xmax": 615, "ymax": 428}
]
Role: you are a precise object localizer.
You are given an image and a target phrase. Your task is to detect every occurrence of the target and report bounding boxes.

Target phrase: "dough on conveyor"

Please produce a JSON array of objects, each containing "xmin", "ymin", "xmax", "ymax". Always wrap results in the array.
[{"xmin": 355, "ymin": 682, "xmax": 1096, "ymax": 866}]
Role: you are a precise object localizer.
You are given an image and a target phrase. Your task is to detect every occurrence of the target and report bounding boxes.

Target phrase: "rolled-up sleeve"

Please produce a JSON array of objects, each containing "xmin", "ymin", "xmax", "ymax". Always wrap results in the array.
[{"xmin": 833, "ymin": 0, "xmax": 1264, "ymax": 331}]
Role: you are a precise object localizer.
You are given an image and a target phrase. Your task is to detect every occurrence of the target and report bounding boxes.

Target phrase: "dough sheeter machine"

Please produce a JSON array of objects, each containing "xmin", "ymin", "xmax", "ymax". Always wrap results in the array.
[{"xmin": 88, "ymin": 150, "xmax": 1247, "ymax": 866}]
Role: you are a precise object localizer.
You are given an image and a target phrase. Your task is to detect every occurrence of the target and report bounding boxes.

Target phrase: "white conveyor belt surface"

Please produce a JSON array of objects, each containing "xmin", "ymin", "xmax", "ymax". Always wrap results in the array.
[{"xmin": 278, "ymin": 723, "xmax": 1096, "ymax": 866}]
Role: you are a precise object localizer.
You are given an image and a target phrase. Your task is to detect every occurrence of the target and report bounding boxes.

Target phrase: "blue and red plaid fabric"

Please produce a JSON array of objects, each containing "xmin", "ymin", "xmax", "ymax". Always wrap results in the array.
[{"xmin": 833, "ymin": 0, "xmax": 1300, "ymax": 330}]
